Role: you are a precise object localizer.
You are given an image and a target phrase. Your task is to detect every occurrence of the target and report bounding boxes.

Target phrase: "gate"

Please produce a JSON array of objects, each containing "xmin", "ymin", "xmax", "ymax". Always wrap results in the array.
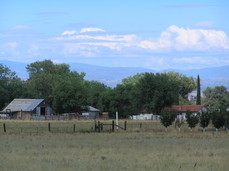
[{"xmin": 94, "ymin": 120, "xmax": 127, "ymax": 132}]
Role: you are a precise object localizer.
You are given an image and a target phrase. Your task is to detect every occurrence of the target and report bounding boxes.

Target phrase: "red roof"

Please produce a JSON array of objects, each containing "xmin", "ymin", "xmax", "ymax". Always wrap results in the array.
[{"xmin": 164, "ymin": 105, "xmax": 206, "ymax": 112}]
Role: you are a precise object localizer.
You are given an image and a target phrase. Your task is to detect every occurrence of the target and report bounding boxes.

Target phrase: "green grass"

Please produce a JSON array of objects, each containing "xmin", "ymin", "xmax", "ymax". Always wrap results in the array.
[
  {"xmin": 0, "ymin": 131, "xmax": 229, "ymax": 171},
  {"xmin": 0, "ymin": 120, "xmax": 229, "ymax": 170}
]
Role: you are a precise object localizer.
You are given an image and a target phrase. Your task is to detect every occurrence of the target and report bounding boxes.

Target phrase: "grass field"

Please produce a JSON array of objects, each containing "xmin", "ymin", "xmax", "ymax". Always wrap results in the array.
[{"xmin": 0, "ymin": 120, "xmax": 229, "ymax": 171}]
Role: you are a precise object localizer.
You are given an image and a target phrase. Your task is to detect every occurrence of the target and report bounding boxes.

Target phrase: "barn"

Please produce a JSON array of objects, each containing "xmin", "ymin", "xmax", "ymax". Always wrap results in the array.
[{"xmin": 2, "ymin": 98, "xmax": 54, "ymax": 119}]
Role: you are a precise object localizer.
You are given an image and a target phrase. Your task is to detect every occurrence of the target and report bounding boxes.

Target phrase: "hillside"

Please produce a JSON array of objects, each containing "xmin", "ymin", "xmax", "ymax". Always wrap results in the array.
[{"xmin": 1, "ymin": 60, "xmax": 229, "ymax": 89}]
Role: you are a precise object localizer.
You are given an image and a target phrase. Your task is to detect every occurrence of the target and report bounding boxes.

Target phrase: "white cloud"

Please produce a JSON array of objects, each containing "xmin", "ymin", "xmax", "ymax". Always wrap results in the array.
[
  {"xmin": 61, "ymin": 30, "xmax": 77, "ymax": 36},
  {"xmin": 56, "ymin": 34, "xmax": 137, "ymax": 42},
  {"xmin": 45, "ymin": 25, "xmax": 229, "ymax": 68},
  {"xmin": 57, "ymin": 26, "xmax": 229, "ymax": 52},
  {"xmin": 139, "ymin": 25, "xmax": 229, "ymax": 51},
  {"xmin": 60, "ymin": 28, "xmax": 105, "ymax": 36},
  {"xmin": 80, "ymin": 27, "xmax": 105, "ymax": 33}
]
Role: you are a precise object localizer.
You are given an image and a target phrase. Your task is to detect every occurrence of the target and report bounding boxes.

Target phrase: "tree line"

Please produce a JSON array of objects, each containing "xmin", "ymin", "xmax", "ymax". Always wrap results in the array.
[{"xmin": 1, "ymin": 59, "xmax": 229, "ymax": 118}]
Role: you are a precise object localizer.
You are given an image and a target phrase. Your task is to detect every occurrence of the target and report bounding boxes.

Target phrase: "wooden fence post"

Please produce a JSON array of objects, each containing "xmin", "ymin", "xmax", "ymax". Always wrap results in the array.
[
  {"xmin": 98, "ymin": 121, "xmax": 101, "ymax": 132},
  {"xmin": 124, "ymin": 121, "xmax": 127, "ymax": 130},
  {"xmin": 112, "ymin": 120, "xmax": 115, "ymax": 132},
  {"xmin": 94, "ymin": 121, "xmax": 97, "ymax": 131},
  {"xmin": 48, "ymin": 122, "xmax": 51, "ymax": 132},
  {"xmin": 3, "ymin": 123, "xmax": 6, "ymax": 132},
  {"xmin": 73, "ymin": 124, "xmax": 76, "ymax": 133},
  {"xmin": 140, "ymin": 123, "xmax": 142, "ymax": 129}
]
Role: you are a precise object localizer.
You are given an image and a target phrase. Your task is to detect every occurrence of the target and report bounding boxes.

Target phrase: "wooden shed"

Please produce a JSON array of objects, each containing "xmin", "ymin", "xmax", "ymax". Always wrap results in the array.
[{"xmin": 2, "ymin": 98, "xmax": 54, "ymax": 119}]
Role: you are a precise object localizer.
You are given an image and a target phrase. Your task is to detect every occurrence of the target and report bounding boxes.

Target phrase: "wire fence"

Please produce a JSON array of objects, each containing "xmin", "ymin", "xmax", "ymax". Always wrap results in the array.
[{"xmin": 0, "ymin": 120, "xmax": 225, "ymax": 134}]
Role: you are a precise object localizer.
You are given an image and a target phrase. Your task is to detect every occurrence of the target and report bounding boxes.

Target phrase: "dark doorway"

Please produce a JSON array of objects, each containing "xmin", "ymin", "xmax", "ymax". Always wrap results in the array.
[{"xmin": 41, "ymin": 107, "xmax": 46, "ymax": 115}]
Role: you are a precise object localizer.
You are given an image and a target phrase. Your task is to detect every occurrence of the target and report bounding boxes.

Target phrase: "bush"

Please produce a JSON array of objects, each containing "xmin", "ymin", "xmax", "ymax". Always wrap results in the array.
[
  {"xmin": 160, "ymin": 111, "xmax": 177, "ymax": 131},
  {"xmin": 199, "ymin": 111, "xmax": 211, "ymax": 132},
  {"xmin": 212, "ymin": 111, "xmax": 225, "ymax": 131},
  {"xmin": 223, "ymin": 111, "xmax": 229, "ymax": 131},
  {"xmin": 186, "ymin": 111, "xmax": 199, "ymax": 131}
]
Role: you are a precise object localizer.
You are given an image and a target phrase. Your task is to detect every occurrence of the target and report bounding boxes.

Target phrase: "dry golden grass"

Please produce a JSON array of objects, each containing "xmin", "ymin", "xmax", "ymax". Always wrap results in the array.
[
  {"xmin": 0, "ymin": 131, "xmax": 229, "ymax": 171},
  {"xmin": 0, "ymin": 120, "xmax": 229, "ymax": 170}
]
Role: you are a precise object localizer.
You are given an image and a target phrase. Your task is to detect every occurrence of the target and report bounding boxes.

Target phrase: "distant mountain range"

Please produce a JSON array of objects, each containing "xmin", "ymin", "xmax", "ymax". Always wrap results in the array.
[{"xmin": 1, "ymin": 60, "xmax": 229, "ymax": 90}]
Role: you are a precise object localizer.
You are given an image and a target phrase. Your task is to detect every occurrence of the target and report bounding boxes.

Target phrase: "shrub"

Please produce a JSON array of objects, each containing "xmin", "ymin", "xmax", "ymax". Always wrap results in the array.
[
  {"xmin": 223, "ymin": 111, "xmax": 229, "ymax": 131},
  {"xmin": 212, "ymin": 111, "xmax": 225, "ymax": 131},
  {"xmin": 160, "ymin": 111, "xmax": 177, "ymax": 131},
  {"xmin": 199, "ymin": 111, "xmax": 211, "ymax": 132},
  {"xmin": 186, "ymin": 111, "xmax": 199, "ymax": 131}
]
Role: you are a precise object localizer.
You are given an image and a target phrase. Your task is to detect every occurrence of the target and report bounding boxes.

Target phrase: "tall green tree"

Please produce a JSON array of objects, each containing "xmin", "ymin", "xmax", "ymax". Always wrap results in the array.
[
  {"xmin": 203, "ymin": 86, "xmax": 229, "ymax": 112},
  {"xmin": 166, "ymin": 72, "xmax": 196, "ymax": 100},
  {"xmin": 112, "ymin": 84, "xmax": 139, "ymax": 118},
  {"xmin": 0, "ymin": 64, "xmax": 25, "ymax": 110},
  {"xmin": 26, "ymin": 60, "xmax": 85, "ymax": 105},
  {"xmin": 97, "ymin": 89, "xmax": 116, "ymax": 118},
  {"xmin": 52, "ymin": 80, "xmax": 86, "ymax": 113},
  {"xmin": 196, "ymin": 75, "xmax": 201, "ymax": 105},
  {"xmin": 84, "ymin": 80, "xmax": 110, "ymax": 108},
  {"xmin": 137, "ymin": 73, "xmax": 179, "ymax": 114},
  {"xmin": 122, "ymin": 73, "xmax": 146, "ymax": 86}
]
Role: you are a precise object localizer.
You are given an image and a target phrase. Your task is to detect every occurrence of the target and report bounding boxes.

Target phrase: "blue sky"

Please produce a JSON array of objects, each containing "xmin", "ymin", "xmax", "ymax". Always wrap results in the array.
[{"xmin": 0, "ymin": 0, "xmax": 229, "ymax": 70}]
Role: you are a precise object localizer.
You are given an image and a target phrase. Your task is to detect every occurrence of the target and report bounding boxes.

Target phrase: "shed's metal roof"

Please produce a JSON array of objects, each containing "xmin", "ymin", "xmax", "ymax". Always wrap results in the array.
[
  {"xmin": 3, "ymin": 99, "xmax": 44, "ymax": 112},
  {"xmin": 87, "ymin": 106, "xmax": 100, "ymax": 112},
  {"xmin": 82, "ymin": 105, "xmax": 100, "ymax": 112}
]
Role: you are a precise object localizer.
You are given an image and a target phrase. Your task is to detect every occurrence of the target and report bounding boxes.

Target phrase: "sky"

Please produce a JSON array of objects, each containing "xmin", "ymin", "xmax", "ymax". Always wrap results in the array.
[{"xmin": 0, "ymin": 0, "xmax": 229, "ymax": 70}]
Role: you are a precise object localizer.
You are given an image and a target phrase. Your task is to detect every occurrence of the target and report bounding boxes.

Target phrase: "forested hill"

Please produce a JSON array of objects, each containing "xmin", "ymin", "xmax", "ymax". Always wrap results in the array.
[{"xmin": 1, "ymin": 60, "xmax": 229, "ymax": 89}]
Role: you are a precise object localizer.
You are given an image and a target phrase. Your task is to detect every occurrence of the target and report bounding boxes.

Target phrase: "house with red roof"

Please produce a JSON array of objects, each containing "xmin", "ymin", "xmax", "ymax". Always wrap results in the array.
[{"xmin": 164, "ymin": 105, "xmax": 208, "ymax": 120}]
